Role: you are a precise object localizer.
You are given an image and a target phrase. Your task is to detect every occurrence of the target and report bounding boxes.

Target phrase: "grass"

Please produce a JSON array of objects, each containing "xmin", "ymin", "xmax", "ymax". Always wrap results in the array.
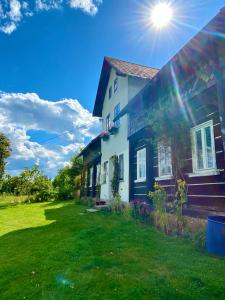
[{"xmin": 0, "ymin": 201, "xmax": 225, "ymax": 300}]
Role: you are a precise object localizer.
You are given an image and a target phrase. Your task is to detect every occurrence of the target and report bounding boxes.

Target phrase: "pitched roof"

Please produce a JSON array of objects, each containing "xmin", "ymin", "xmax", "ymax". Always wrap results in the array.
[
  {"xmin": 105, "ymin": 57, "xmax": 159, "ymax": 79},
  {"xmin": 78, "ymin": 134, "xmax": 101, "ymax": 158},
  {"xmin": 93, "ymin": 57, "xmax": 159, "ymax": 117}
]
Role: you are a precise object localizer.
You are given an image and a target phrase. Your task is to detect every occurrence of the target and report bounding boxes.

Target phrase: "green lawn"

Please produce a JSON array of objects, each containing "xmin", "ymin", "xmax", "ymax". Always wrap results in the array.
[{"xmin": 0, "ymin": 201, "xmax": 225, "ymax": 300}]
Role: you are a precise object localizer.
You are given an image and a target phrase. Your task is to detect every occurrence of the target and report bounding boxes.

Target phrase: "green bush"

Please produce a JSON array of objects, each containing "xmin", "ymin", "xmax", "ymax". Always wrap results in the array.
[{"xmin": 109, "ymin": 193, "xmax": 129, "ymax": 215}]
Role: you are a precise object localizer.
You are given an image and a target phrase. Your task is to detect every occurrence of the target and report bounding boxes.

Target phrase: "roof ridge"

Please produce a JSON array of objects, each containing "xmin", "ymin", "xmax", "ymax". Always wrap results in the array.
[{"xmin": 105, "ymin": 56, "xmax": 159, "ymax": 71}]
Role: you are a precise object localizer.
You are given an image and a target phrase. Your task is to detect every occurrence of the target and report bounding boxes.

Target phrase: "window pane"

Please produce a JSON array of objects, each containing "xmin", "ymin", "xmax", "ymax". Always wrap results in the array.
[
  {"xmin": 137, "ymin": 149, "xmax": 146, "ymax": 180},
  {"xmin": 109, "ymin": 87, "xmax": 112, "ymax": 99},
  {"xmin": 114, "ymin": 78, "xmax": 118, "ymax": 92},
  {"xmin": 205, "ymin": 126, "xmax": 213, "ymax": 168},
  {"xmin": 114, "ymin": 104, "xmax": 120, "ymax": 127},
  {"xmin": 106, "ymin": 114, "xmax": 110, "ymax": 131},
  {"xmin": 141, "ymin": 149, "xmax": 146, "ymax": 179},
  {"xmin": 119, "ymin": 154, "xmax": 124, "ymax": 180},
  {"xmin": 196, "ymin": 130, "xmax": 204, "ymax": 170},
  {"xmin": 159, "ymin": 144, "xmax": 172, "ymax": 176}
]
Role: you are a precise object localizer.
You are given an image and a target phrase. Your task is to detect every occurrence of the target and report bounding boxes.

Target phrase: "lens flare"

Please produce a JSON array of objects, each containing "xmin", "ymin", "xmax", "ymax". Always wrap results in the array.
[{"xmin": 151, "ymin": 2, "xmax": 173, "ymax": 29}]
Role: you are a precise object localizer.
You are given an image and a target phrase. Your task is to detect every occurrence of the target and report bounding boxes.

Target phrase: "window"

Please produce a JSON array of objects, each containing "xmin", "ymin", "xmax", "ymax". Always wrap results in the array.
[
  {"xmin": 114, "ymin": 78, "xmax": 118, "ymax": 93},
  {"xmin": 114, "ymin": 103, "xmax": 120, "ymax": 128},
  {"xmin": 158, "ymin": 142, "xmax": 172, "ymax": 178},
  {"xmin": 102, "ymin": 161, "xmax": 108, "ymax": 184},
  {"xmin": 118, "ymin": 154, "xmax": 124, "ymax": 181},
  {"xmin": 96, "ymin": 164, "xmax": 101, "ymax": 186},
  {"xmin": 136, "ymin": 148, "xmax": 146, "ymax": 182},
  {"xmin": 191, "ymin": 120, "xmax": 216, "ymax": 174},
  {"xmin": 106, "ymin": 114, "xmax": 110, "ymax": 131},
  {"xmin": 109, "ymin": 86, "xmax": 112, "ymax": 99},
  {"xmin": 85, "ymin": 171, "xmax": 88, "ymax": 188},
  {"xmin": 89, "ymin": 167, "xmax": 93, "ymax": 187}
]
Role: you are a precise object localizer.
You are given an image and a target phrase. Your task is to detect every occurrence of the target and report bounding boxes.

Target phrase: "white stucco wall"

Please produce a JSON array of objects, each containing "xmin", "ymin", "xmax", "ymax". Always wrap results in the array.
[
  {"xmin": 100, "ymin": 68, "xmax": 130, "ymax": 202},
  {"xmin": 100, "ymin": 68, "xmax": 150, "ymax": 202}
]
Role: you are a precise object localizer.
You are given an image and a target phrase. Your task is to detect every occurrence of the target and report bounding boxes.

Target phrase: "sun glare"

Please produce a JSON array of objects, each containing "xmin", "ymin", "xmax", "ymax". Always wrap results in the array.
[{"xmin": 151, "ymin": 2, "xmax": 173, "ymax": 29}]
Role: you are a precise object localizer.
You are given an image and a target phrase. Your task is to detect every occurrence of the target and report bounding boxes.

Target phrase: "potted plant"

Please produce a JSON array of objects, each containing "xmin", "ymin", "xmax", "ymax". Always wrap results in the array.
[
  {"xmin": 108, "ymin": 125, "xmax": 119, "ymax": 135},
  {"xmin": 100, "ymin": 130, "xmax": 110, "ymax": 141}
]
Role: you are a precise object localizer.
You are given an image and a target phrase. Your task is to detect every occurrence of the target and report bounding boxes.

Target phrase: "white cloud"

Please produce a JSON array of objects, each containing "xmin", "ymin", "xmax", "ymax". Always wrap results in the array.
[
  {"xmin": 0, "ymin": 92, "xmax": 100, "ymax": 177},
  {"xmin": 69, "ymin": 0, "xmax": 102, "ymax": 15},
  {"xmin": 9, "ymin": 0, "xmax": 22, "ymax": 22},
  {"xmin": 0, "ymin": 0, "xmax": 102, "ymax": 34},
  {"xmin": 35, "ymin": 0, "xmax": 63, "ymax": 11}
]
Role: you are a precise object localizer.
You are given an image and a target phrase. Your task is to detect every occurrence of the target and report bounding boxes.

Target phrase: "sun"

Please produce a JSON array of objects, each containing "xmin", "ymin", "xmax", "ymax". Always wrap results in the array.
[{"xmin": 151, "ymin": 2, "xmax": 173, "ymax": 29}]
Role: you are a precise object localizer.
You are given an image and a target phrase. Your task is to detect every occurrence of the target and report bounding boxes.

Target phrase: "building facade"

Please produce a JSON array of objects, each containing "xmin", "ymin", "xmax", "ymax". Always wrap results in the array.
[
  {"xmin": 115, "ymin": 7, "xmax": 225, "ymax": 217},
  {"xmin": 93, "ymin": 57, "xmax": 158, "ymax": 202}
]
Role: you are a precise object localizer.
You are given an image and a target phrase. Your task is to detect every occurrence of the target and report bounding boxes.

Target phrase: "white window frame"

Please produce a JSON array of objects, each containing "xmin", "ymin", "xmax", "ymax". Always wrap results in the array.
[
  {"xmin": 191, "ymin": 120, "xmax": 217, "ymax": 176},
  {"xmin": 135, "ymin": 147, "xmax": 146, "ymax": 183},
  {"xmin": 157, "ymin": 142, "xmax": 173, "ymax": 179},
  {"xmin": 96, "ymin": 164, "xmax": 101, "ymax": 186},
  {"xmin": 89, "ymin": 167, "xmax": 93, "ymax": 187},
  {"xmin": 102, "ymin": 161, "xmax": 108, "ymax": 184}
]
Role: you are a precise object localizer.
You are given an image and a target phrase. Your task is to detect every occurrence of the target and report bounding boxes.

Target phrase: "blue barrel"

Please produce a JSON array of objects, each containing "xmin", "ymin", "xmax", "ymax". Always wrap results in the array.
[{"xmin": 206, "ymin": 216, "xmax": 225, "ymax": 256}]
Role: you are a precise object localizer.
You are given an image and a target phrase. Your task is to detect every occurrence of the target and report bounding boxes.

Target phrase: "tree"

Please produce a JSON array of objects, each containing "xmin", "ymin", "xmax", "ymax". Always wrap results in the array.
[
  {"xmin": 53, "ymin": 154, "xmax": 83, "ymax": 200},
  {"xmin": 0, "ymin": 133, "xmax": 11, "ymax": 182},
  {"xmin": 2, "ymin": 165, "xmax": 55, "ymax": 202}
]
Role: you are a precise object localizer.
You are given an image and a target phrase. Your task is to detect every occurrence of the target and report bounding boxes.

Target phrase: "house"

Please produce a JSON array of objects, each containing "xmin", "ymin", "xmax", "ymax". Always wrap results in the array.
[
  {"xmin": 93, "ymin": 57, "xmax": 158, "ymax": 202},
  {"xmin": 79, "ymin": 134, "xmax": 101, "ymax": 199},
  {"xmin": 115, "ymin": 7, "xmax": 225, "ymax": 218}
]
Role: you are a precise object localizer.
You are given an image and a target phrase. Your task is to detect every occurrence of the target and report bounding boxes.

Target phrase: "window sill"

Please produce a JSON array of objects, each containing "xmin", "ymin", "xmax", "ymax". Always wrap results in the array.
[
  {"xmin": 188, "ymin": 170, "xmax": 220, "ymax": 178},
  {"xmin": 134, "ymin": 178, "xmax": 146, "ymax": 183},
  {"xmin": 155, "ymin": 175, "xmax": 174, "ymax": 181}
]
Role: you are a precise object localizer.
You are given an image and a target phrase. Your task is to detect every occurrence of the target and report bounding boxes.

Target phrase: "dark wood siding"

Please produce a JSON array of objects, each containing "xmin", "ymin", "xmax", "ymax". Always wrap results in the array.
[
  {"xmin": 153, "ymin": 92, "xmax": 225, "ymax": 212},
  {"xmin": 129, "ymin": 129, "xmax": 154, "ymax": 202}
]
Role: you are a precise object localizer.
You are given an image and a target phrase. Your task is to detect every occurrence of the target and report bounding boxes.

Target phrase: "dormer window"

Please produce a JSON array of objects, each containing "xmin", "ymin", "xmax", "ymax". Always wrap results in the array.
[
  {"xmin": 109, "ymin": 86, "xmax": 112, "ymax": 99},
  {"xmin": 114, "ymin": 78, "xmax": 118, "ymax": 93}
]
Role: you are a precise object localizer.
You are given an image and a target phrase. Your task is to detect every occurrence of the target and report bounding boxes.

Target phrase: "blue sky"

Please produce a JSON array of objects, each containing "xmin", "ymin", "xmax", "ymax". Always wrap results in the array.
[{"xmin": 0, "ymin": 0, "xmax": 224, "ymax": 177}]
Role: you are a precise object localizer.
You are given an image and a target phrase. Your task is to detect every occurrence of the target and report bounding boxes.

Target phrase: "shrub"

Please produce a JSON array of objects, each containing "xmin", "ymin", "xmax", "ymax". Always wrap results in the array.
[
  {"xmin": 183, "ymin": 216, "xmax": 206, "ymax": 249},
  {"xmin": 148, "ymin": 182, "xmax": 167, "ymax": 213},
  {"xmin": 131, "ymin": 199, "xmax": 154, "ymax": 223},
  {"xmin": 110, "ymin": 193, "xmax": 128, "ymax": 214}
]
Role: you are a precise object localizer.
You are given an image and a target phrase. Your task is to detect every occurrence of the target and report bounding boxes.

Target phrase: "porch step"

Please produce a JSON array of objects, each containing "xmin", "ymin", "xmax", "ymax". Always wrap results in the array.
[
  {"xmin": 95, "ymin": 200, "xmax": 107, "ymax": 206},
  {"xmin": 95, "ymin": 204, "xmax": 110, "ymax": 210},
  {"xmin": 183, "ymin": 205, "xmax": 225, "ymax": 219},
  {"xmin": 95, "ymin": 200, "xmax": 110, "ymax": 210}
]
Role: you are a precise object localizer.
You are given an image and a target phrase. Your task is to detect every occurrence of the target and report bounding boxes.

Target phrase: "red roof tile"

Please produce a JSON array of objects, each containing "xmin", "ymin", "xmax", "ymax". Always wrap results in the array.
[{"xmin": 105, "ymin": 57, "xmax": 159, "ymax": 79}]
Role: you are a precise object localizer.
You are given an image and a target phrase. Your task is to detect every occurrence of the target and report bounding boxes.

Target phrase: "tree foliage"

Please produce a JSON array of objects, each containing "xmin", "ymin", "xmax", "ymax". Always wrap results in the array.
[
  {"xmin": 0, "ymin": 133, "xmax": 11, "ymax": 182},
  {"xmin": 111, "ymin": 155, "xmax": 120, "ymax": 197},
  {"xmin": 1, "ymin": 165, "xmax": 55, "ymax": 202},
  {"xmin": 53, "ymin": 155, "xmax": 83, "ymax": 200}
]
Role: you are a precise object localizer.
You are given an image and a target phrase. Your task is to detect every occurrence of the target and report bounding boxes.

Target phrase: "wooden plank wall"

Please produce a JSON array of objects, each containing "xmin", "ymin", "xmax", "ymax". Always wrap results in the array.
[
  {"xmin": 129, "ymin": 130, "xmax": 154, "ymax": 202},
  {"xmin": 153, "ymin": 92, "xmax": 225, "ymax": 211}
]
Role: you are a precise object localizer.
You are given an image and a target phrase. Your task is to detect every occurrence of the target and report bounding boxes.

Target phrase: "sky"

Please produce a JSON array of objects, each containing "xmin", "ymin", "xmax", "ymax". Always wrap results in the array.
[{"xmin": 0, "ymin": 0, "xmax": 224, "ymax": 177}]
